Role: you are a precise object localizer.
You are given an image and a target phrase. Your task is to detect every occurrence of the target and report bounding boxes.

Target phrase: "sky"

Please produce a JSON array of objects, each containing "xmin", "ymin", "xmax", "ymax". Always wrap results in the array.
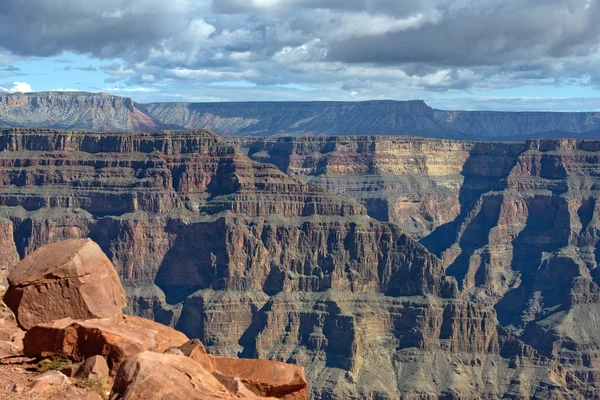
[{"xmin": 0, "ymin": 0, "xmax": 599, "ymax": 111}]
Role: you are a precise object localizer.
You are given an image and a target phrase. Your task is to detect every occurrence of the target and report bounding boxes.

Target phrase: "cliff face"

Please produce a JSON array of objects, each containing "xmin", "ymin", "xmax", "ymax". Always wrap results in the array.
[
  {"xmin": 0, "ymin": 128, "xmax": 596, "ymax": 398},
  {"xmin": 233, "ymin": 135, "xmax": 600, "ymax": 397},
  {"xmin": 3, "ymin": 92, "xmax": 600, "ymax": 140},
  {"xmin": 0, "ymin": 92, "xmax": 167, "ymax": 132}
]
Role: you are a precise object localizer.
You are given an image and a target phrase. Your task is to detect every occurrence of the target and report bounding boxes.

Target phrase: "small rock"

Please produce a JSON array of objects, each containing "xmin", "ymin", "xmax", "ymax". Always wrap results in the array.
[
  {"xmin": 0, "ymin": 340, "xmax": 21, "ymax": 359},
  {"xmin": 164, "ymin": 347, "xmax": 184, "ymax": 356},
  {"xmin": 62, "ymin": 362, "xmax": 83, "ymax": 378},
  {"xmin": 29, "ymin": 370, "xmax": 71, "ymax": 392},
  {"xmin": 8, "ymin": 383, "xmax": 24, "ymax": 393},
  {"xmin": 178, "ymin": 338, "xmax": 207, "ymax": 357},
  {"xmin": 75, "ymin": 355, "xmax": 109, "ymax": 379}
]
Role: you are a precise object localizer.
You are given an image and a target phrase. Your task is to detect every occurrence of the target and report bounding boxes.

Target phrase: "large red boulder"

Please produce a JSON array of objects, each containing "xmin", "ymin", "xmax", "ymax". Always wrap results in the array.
[
  {"xmin": 4, "ymin": 239, "xmax": 126, "ymax": 330},
  {"xmin": 23, "ymin": 316, "xmax": 189, "ymax": 373},
  {"xmin": 184, "ymin": 351, "xmax": 307, "ymax": 400},
  {"xmin": 110, "ymin": 351, "xmax": 261, "ymax": 400}
]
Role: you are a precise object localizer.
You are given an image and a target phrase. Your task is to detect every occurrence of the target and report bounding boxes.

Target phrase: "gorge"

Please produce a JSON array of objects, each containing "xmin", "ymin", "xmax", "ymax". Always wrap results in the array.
[{"xmin": 1, "ymin": 127, "xmax": 600, "ymax": 398}]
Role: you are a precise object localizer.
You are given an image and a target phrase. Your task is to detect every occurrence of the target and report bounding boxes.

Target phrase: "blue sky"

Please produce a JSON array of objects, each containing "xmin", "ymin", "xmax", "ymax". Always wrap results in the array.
[{"xmin": 1, "ymin": 0, "xmax": 600, "ymax": 111}]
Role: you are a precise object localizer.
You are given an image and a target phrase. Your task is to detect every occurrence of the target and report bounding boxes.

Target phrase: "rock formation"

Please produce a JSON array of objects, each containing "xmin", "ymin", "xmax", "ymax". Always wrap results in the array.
[
  {"xmin": 0, "ymin": 92, "xmax": 168, "ymax": 132},
  {"xmin": 4, "ymin": 238, "xmax": 126, "ymax": 330},
  {"xmin": 3, "ymin": 238, "xmax": 308, "ymax": 399},
  {"xmin": 2, "ymin": 128, "xmax": 600, "ymax": 398},
  {"xmin": 3, "ymin": 92, "xmax": 600, "ymax": 140}
]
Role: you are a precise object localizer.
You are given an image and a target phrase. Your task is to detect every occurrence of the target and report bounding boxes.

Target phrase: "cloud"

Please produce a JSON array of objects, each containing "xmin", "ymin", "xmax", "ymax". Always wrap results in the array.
[
  {"xmin": 103, "ymin": 87, "xmax": 159, "ymax": 93},
  {"xmin": 0, "ymin": 0, "xmax": 598, "ymax": 106},
  {"xmin": 0, "ymin": 81, "xmax": 32, "ymax": 93}
]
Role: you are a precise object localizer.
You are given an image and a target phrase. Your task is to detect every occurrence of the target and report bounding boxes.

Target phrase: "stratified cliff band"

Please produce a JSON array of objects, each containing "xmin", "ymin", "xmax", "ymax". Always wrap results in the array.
[{"xmin": 2, "ymin": 128, "xmax": 600, "ymax": 398}]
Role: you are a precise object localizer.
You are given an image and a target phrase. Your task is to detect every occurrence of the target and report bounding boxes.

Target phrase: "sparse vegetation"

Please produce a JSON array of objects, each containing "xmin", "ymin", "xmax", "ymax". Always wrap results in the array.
[
  {"xmin": 76, "ymin": 377, "xmax": 108, "ymax": 396},
  {"xmin": 35, "ymin": 352, "xmax": 70, "ymax": 373}
]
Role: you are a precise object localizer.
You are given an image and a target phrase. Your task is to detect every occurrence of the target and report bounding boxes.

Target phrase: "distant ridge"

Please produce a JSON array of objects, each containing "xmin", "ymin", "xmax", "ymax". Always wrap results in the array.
[{"xmin": 2, "ymin": 91, "xmax": 600, "ymax": 140}]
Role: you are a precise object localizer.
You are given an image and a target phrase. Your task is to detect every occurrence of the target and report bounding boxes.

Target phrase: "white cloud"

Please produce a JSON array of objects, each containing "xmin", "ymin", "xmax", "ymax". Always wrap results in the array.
[
  {"xmin": 332, "ymin": 11, "xmax": 444, "ymax": 40},
  {"xmin": 0, "ymin": 81, "xmax": 32, "ymax": 93}
]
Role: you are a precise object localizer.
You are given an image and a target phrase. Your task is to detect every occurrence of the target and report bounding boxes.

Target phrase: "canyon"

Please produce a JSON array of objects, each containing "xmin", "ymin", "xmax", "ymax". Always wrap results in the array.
[
  {"xmin": 3, "ymin": 92, "xmax": 600, "ymax": 140},
  {"xmin": 2, "ymin": 128, "xmax": 600, "ymax": 398}
]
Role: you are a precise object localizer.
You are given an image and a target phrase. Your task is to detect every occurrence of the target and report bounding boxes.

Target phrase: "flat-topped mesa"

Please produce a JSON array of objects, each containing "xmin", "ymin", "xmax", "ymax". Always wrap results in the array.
[{"xmin": 0, "ymin": 92, "xmax": 166, "ymax": 132}]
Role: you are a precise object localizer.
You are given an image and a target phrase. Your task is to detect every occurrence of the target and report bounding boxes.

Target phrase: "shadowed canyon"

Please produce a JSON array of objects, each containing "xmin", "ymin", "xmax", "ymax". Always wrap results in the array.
[{"xmin": 2, "ymin": 127, "xmax": 600, "ymax": 398}]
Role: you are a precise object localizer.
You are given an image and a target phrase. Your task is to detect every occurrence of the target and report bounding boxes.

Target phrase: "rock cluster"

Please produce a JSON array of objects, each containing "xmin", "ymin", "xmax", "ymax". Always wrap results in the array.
[{"xmin": 1, "ymin": 239, "xmax": 308, "ymax": 399}]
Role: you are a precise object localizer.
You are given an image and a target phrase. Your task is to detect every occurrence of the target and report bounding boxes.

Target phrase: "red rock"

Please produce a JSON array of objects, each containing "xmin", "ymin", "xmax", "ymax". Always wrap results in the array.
[
  {"xmin": 178, "ymin": 338, "xmax": 207, "ymax": 357},
  {"xmin": 75, "ymin": 355, "xmax": 109, "ymax": 380},
  {"xmin": 4, "ymin": 239, "xmax": 126, "ymax": 330},
  {"xmin": 110, "ymin": 351, "xmax": 240, "ymax": 399},
  {"xmin": 23, "ymin": 317, "xmax": 156, "ymax": 373},
  {"xmin": 29, "ymin": 370, "xmax": 71, "ymax": 392},
  {"xmin": 187, "ymin": 353, "xmax": 307, "ymax": 400},
  {"xmin": 0, "ymin": 340, "xmax": 21, "ymax": 359},
  {"xmin": 121, "ymin": 315, "xmax": 188, "ymax": 353}
]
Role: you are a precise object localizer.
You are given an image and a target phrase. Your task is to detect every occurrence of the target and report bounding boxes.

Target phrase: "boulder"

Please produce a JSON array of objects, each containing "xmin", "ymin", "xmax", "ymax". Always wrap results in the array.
[
  {"xmin": 29, "ymin": 370, "xmax": 71, "ymax": 392},
  {"xmin": 163, "ymin": 348, "xmax": 184, "ymax": 356},
  {"xmin": 0, "ymin": 340, "xmax": 22, "ymax": 359},
  {"xmin": 23, "ymin": 317, "xmax": 156, "ymax": 373},
  {"xmin": 4, "ymin": 239, "xmax": 126, "ymax": 330},
  {"xmin": 110, "ymin": 351, "xmax": 245, "ymax": 399},
  {"xmin": 122, "ymin": 315, "xmax": 188, "ymax": 353},
  {"xmin": 186, "ymin": 352, "xmax": 307, "ymax": 400},
  {"xmin": 61, "ymin": 363, "xmax": 83, "ymax": 378},
  {"xmin": 75, "ymin": 355, "xmax": 109, "ymax": 380}
]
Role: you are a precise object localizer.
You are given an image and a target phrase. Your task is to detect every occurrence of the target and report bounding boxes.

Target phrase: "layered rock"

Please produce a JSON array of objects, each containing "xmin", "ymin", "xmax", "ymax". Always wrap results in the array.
[
  {"xmin": 0, "ymin": 92, "xmax": 167, "ymax": 132},
  {"xmin": 0, "ymin": 128, "xmax": 594, "ymax": 398},
  {"xmin": 3, "ymin": 92, "xmax": 600, "ymax": 140},
  {"xmin": 229, "ymin": 136, "xmax": 478, "ymax": 239}
]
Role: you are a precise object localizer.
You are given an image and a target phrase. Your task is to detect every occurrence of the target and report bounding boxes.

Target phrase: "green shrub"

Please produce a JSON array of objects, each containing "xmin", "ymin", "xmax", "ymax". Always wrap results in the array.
[{"xmin": 35, "ymin": 352, "xmax": 70, "ymax": 373}]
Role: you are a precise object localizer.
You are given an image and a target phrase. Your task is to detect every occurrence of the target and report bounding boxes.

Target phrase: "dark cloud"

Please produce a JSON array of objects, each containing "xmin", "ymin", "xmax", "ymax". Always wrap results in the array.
[
  {"xmin": 1, "ymin": 65, "xmax": 19, "ymax": 72},
  {"xmin": 0, "ymin": 0, "xmax": 191, "ymax": 59},
  {"xmin": 327, "ymin": 0, "xmax": 600, "ymax": 67},
  {"xmin": 0, "ymin": 0, "xmax": 599, "ymax": 100}
]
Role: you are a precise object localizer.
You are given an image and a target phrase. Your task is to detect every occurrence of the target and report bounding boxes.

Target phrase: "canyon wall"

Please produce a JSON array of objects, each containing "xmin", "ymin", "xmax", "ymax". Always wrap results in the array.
[
  {"xmin": 0, "ymin": 128, "xmax": 598, "ymax": 398},
  {"xmin": 3, "ymin": 92, "xmax": 600, "ymax": 140}
]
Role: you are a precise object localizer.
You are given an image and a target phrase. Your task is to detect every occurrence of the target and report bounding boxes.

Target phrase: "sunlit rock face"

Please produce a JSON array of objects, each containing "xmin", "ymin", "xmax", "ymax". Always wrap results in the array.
[{"xmin": 1, "ymin": 128, "xmax": 599, "ymax": 398}]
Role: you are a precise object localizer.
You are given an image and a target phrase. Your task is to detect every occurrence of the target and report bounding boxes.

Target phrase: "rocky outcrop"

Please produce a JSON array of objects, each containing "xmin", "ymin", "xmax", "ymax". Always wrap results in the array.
[
  {"xmin": 0, "ymin": 128, "xmax": 596, "ymax": 398},
  {"xmin": 111, "ymin": 351, "xmax": 261, "ymax": 400},
  {"xmin": 4, "ymin": 238, "xmax": 126, "ymax": 330},
  {"xmin": 6, "ymin": 239, "xmax": 309, "ymax": 400}
]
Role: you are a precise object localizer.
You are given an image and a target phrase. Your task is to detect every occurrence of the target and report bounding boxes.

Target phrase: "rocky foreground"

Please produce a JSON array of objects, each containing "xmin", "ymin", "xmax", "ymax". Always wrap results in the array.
[
  {"xmin": 0, "ymin": 238, "xmax": 308, "ymax": 399},
  {"xmin": 2, "ymin": 128, "xmax": 600, "ymax": 398}
]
